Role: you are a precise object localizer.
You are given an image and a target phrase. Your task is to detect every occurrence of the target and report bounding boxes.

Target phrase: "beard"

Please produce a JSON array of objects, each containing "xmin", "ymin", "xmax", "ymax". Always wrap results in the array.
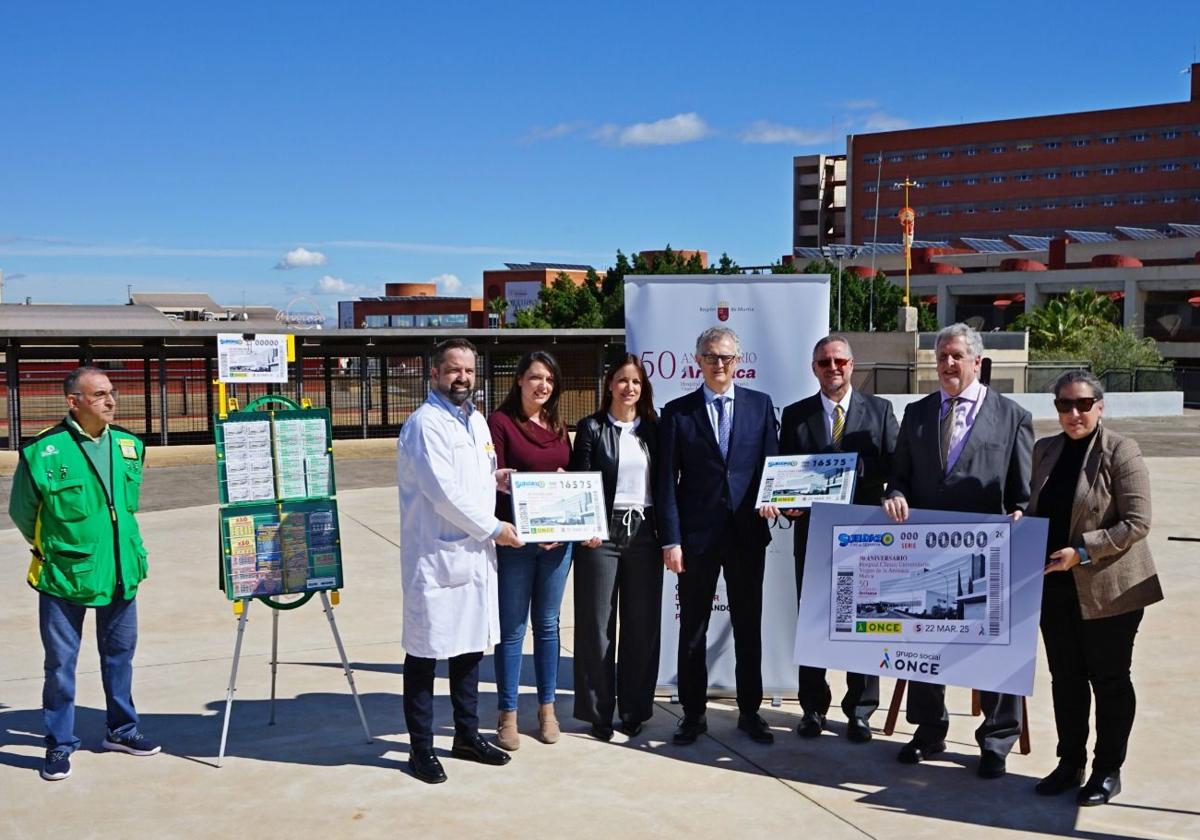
[{"xmin": 438, "ymin": 381, "xmax": 472, "ymax": 406}]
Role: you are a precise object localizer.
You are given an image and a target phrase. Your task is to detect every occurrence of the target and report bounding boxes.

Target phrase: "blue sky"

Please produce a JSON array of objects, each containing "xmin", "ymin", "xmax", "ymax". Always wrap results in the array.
[{"xmin": 2, "ymin": 1, "xmax": 1196, "ymax": 317}]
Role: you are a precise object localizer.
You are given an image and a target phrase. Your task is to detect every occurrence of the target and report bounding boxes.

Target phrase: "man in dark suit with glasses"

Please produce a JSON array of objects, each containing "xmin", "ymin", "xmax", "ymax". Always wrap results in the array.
[{"xmin": 780, "ymin": 335, "xmax": 898, "ymax": 745}]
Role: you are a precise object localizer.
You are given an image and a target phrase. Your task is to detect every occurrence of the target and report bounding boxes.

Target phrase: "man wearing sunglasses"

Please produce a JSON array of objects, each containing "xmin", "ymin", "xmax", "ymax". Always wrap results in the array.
[
  {"xmin": 882, "ymin": 323, "xmax": 1032, "ymax": 780},
  {"xmin": 658, "ymin": 326, "xmax": 780, "ymax": 746},
  {"xmin": 8, "ymin": 366, "xmax": 160, "ymax": 782},
  {"xmin": 780, "ymin": 335, "xmax": 898, "ymax": 744}
]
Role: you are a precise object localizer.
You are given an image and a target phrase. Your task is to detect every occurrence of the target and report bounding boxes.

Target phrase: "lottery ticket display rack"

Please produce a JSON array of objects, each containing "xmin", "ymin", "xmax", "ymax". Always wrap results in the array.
[{"xmin": 213, "ymin": 393, "xmax": 371, "ymax": 766}]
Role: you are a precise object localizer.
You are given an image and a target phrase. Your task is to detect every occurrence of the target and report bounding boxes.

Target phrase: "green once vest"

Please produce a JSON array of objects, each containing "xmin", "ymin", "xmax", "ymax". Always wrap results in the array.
[{"xmin": 22, "ymin": 422, "xmax": 148, "ymax": 605}]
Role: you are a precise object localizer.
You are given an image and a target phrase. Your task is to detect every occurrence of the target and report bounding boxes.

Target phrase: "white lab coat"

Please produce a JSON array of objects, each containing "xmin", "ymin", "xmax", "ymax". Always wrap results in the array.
[{"xmin": 396, "ymin": 393, "xmax": 501, "ymax": 659}]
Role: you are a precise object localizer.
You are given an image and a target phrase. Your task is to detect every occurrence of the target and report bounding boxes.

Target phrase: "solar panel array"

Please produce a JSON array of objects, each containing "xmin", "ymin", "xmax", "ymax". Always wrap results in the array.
[
  {"xmin": 503, "ymin": 262, "xmax": 595, "ymax": 271},
  {"xmin": 1115, "ymin": 226, "xmax": 1169, "ymax": 240},
  {"xmin": 1168, "ymin": 223, "xmax": 1200, "ymax": 238},
  {"xmin": 959, "ymin": 237, "xmax": 1016, "ymax": 253},
  {"xmin": 1065, "ymin": 229, "xmax": 1118, "ymax": 244},
  {"xmin": 1008, "ymin": 235, "xmax": 1053, "ymax": 250}
]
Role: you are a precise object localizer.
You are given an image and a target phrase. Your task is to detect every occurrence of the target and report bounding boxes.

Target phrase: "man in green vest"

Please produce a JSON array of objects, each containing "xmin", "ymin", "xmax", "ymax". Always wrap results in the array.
[{"xmin": 9, "ymin": 366, "xmax": 160, "ymax": 781}]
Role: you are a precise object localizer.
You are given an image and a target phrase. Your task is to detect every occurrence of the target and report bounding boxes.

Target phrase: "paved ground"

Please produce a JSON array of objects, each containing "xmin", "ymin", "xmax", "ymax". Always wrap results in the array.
[{"xmin": 1, "ymin": 429, "xmax": 1198, "ymax": 838}]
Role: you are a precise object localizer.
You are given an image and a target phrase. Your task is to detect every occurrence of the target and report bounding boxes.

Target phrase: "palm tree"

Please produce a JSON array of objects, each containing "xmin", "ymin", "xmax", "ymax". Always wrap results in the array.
[{"xmin": 486, "ymin": 296, "xmax": 508, "ymax": 328}]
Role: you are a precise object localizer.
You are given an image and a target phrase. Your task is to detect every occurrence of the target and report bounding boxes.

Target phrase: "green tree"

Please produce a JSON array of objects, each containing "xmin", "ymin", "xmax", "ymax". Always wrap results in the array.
[
  {"xmin": 1014, "ymin": 288, "xmax": 1168, "ymax": 376},
  {"xmin": 1012, "ymin": 288, "xmax": 1119, "ymax": 353},
  {"xmin": 514, "ymin": 271, "xmax": 604, "ymax": 329},
  {"xmin": 803, "ymin": 260, "xmax": 937, "ymax": 332}
]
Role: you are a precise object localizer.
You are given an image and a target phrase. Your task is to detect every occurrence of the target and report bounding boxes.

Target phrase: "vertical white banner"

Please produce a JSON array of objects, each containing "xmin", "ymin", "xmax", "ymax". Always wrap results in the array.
[{"xmin": 624, "ymin": 274, "xmax": 830, "ymax": 695}]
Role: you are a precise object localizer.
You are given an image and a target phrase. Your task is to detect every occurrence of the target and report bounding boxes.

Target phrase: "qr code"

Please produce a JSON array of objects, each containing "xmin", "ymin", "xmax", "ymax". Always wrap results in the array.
[{"xmin": 835, "ymin": 570, "xmax": 854, "ymax": 632}]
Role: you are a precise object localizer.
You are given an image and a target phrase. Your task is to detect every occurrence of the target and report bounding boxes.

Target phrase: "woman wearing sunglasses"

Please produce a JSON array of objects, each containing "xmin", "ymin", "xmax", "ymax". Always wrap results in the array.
[{"xmin": 1027, "ymin": 370, "xmax": 1163, "ymax": 806}]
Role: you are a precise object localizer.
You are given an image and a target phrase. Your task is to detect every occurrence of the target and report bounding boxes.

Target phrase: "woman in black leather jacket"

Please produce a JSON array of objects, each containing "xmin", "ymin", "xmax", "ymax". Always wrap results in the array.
[{"xmin": 570, "ymin": 354, "xmax": 662, "ymax": 740}]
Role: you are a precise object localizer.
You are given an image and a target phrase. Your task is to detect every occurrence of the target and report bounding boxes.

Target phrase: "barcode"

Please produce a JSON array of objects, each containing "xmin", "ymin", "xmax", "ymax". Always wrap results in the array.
[
  {"xmin": 835, "ymin": 570, "xmax": 854, "ymax": 632},
  {"xmin": 987, "ymin": 546, "xmax": 1002, "ymax": 636}
]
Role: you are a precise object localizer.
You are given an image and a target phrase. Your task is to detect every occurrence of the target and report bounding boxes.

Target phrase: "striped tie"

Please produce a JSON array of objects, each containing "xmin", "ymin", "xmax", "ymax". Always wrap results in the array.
[
  {"xmin": 832, "ymin": 405, "xmax": 845, "ymax": 450},
  {"xmin": 940, "ymin": 397, "xmax": 960, "ymax": 471}
]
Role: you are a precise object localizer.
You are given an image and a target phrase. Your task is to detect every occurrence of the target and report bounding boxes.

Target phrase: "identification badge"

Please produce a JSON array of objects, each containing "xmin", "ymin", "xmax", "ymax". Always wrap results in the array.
[{"xmin": 119, "ymin": 438, "xmax": 139, "ymax": 460}]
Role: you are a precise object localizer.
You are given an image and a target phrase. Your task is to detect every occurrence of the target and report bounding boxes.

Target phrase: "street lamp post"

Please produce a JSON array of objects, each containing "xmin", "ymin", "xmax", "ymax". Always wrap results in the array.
[{"xmin": 819, "ymin": 245, "xmax": 864, "ymax": 332}]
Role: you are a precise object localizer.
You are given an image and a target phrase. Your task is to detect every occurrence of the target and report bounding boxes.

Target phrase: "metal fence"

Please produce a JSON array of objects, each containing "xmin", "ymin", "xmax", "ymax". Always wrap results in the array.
[
  {"xmin": 1, "ymin": 332, "xmax": 622, "ymax": 449},
  {"xmin": 4, "ymin": 332, "xmax": 1196, "ymax": 449}
]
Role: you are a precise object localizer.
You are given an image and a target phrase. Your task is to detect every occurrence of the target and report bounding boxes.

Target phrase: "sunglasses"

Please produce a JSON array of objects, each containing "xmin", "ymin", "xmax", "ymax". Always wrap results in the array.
[
  {"xmin": 1054, "ymin": 397, "xmax": 1098, "ymax": 414},
  {"xmin": 815, "ymin": 358, "xmax": 851, "ymax": 369}
]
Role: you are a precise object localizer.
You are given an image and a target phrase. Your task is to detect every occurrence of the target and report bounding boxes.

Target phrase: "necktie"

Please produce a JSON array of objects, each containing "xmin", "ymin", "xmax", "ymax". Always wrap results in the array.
[
  {"xmin": 832, "ymin": 405, "xmax": 845, "ymax": 450},
  {"xmin": 715, "ymin": 396, "xmax": 731, "ymax": 460},
  {"xmin": 940, "ymin": 397, "xmax": 960, "ymax": 470}
]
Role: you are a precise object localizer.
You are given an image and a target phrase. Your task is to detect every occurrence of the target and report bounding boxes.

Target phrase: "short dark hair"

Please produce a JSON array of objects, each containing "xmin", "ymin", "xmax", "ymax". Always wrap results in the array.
[
  {"xmin": 599, "ymin": 354, "xmax": 658, "ymax": 424},
  {"xmin": 63, "ymin": 366, "xmax": 108, "ymax": 396},
  {"xmin": 431, "ymin": 338, "xmax": 478, "ymax": 369}
]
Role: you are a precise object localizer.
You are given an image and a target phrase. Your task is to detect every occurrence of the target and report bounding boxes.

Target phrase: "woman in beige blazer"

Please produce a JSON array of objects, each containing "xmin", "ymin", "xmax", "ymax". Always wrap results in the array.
[{"xmin": 1028, "ymin": 370, "xmax": 1163, "ymax": 807}]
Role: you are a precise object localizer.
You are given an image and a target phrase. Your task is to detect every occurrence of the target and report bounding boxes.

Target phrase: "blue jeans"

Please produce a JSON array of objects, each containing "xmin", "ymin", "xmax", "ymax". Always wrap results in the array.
[
  {"xmin": 40, "ymin": 591, "xmax": 140, "ymax": 754},
  {"xmin": 495, "ymin": 542, "xmax": 572, "ymax": 710}
]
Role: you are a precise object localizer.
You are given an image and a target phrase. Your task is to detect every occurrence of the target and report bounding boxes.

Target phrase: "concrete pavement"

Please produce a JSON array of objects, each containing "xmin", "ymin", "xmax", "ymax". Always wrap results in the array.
[{"xmin": 1, "ymin": 458, "xmax": 1198, "ymax": 839}]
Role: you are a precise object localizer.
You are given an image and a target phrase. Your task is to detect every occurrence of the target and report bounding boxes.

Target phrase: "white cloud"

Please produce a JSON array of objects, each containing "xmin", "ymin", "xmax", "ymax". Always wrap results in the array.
[
  {"xmin": 594, "ymin": 112, "xmax": 710, "ymax": 147},
  {"xmin": 312, "ymin": 275, "xmax": 357, "ymax": 295},
  {"xmin": 739, "ymin": 121, "xmax": 835, "ymax": 146},
  {"xmin": 860, "ymin": 112, "xmax": 912, "ymax": 132},
  {"xmin": 522, "ymin": 121, "xmax": 586, "ymax": 143},
  {"xmin": 431, "ymin": 273, "xmax": 463, "ymax": 294},
  {"xmin": 274, "ymin": 247, "xmax": 328, "ymax": 270}
]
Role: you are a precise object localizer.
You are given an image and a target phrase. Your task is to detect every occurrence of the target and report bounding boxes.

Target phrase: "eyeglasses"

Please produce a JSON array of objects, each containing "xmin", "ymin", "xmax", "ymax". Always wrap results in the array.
[
  {"xmin": 699, "ymin": 353, "xmax": 736, "ymax": 366},
  {"xmin": 815, "ymin": 358, "xmax": 851, "ymax": 369},
  {"xmin": 1053, "ymin": 397, "xmax": 1098, "ymax": 414},
  {"xmin": 71, "ymin": 389, "xmax": 119, "ymax": 404}
]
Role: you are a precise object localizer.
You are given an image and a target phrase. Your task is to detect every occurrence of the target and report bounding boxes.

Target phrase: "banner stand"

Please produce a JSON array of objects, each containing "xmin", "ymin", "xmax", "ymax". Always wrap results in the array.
[{"xmin": 216, "ymin": 591, "xmax": 372, "ymax": 767}]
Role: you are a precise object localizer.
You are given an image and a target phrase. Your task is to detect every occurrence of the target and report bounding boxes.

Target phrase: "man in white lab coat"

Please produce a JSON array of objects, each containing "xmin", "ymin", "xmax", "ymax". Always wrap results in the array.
[{"xmin": 397, "ymin": 338, "xmax": 524, "ymax": 784}]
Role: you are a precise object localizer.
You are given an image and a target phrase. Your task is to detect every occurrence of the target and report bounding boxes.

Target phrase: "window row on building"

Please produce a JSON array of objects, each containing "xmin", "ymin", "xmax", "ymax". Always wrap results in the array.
[
  {"xmin": 861, "ymin": 159, "xmax": 1200, "ymax": 191},
  {"xmin": 861, "ymin": 126, "xmax": 1200, "ymax": 165},
  {"xmin": 863, "ymin": 192, "xmax": 1200, "ymax": 220},
  {"xmin": 363, "ymin": 313, "xmax": 470, "ymax": 328}
]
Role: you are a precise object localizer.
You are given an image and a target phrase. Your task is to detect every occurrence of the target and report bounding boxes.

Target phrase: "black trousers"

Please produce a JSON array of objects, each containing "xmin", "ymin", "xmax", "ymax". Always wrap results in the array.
[
  {"xmin": 906, "ymin": 680, "xmax": 1023, "ymax": 757},
  {"xmin": 403, "ymin": 651, "xmax": 482, "ymax": 750},
  {"xmin": 1041, "ymin": 593, "xmax": 1144, "ymax": 773},
  {"xmin": 573, "ymin": 508, "xmax": 663, "ymax": 727},
  {"xmin": 795, "ymin": 550, "xmax": 880, "ymax": 721},
  {"xmin": 677, "ymin": 526, "xmax": 766, "ymax": 718}
]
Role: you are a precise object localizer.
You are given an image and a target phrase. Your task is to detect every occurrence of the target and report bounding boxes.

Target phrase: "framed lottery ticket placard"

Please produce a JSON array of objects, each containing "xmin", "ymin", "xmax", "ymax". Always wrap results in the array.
[
  {"xmin": 755, "ymin": 453, "xmax": 858, "ymax": 509},
  {"xmin": 510, "ymin": 471, "xmax": 608, "ymax": 543}
]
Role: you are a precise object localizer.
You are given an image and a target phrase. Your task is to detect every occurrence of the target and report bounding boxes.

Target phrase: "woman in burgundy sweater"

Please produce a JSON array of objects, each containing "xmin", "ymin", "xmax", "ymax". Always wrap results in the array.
[{"xmin": 487, "ymin": 351, "xmax": 572, "ymax": 750}]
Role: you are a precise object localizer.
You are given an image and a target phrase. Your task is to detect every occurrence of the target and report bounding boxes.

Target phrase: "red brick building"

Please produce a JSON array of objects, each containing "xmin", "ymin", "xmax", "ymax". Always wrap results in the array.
[
  {"xmin": 337, "ymin": 283, "xmax": 486, "ymax": 329},
  {"xmin": 835, "ymin": 65, "xmax": 1200, "ymax": 245}
]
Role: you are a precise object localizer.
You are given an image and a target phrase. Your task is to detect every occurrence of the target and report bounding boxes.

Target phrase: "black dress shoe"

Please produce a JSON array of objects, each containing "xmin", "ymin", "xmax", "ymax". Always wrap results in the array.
[
  {"xmin": 591, "ymin": 723, "xmax": 614, "ymax": 741},
  {"xmin": 450, "ymin": 733, "xmax": 511, "ymax": 766},
  {"xmin": 795, "ymin": 711, "xmax": 826, "ymax": 739},
  {"xmin": 409, "ymin": 747, "xmax": 447, "ymax": 784},
  {"xmin": 672, "ymin": 715, "xmax": 707, "ymax": 745},
  {"xmin": 618, "ymin": 720, "xmax": 644, "ymax": 737},
  {"xmin": 737, "ymin": 713, "xmax": 775, "ymax": 744},
  {"xmin": 1077, "ymin": 770, "xmax": 1121, "ymax": 806},
  {"xmin": 845, "ymin": 717, "xmax": 873, "ymax": 744},
  {"xmin": 977, "ymin": 751, "xmax": 1007, "ymax": 779},
  {"xmin": 1035, "ymin": 762, "xmax": 1084, "ymax": 796},
  {"xmin": 897, "ymin": 738, "xmax": 947, "ymax": 764}
]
